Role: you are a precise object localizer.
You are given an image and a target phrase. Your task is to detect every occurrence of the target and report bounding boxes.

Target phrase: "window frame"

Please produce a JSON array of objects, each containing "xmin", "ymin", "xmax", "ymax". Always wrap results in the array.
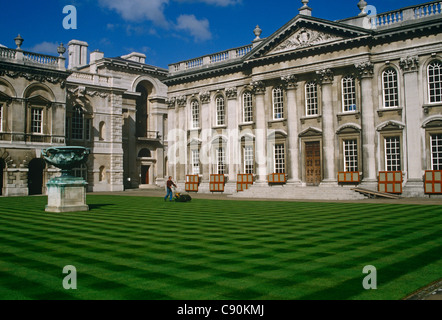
[
  {"xmin": 242, "ymin": 91, "xmax": 253, "ymax": 123},
  {"xmin": 305, "ymin": 81, "xmax": 318, "ymax": 116},
  {"xmin": 430, "ymin": 133, "xmax": 442, "ymax": 170},
  {"xmin": 215, "ymin": 96, "xmax": 226, "ymax": 126},
  {"xmin": 30, "ymin": 107, "xmax": 43, "ymax": 134},
  {"xmin": 216, "ymin": 147, "xmax": 226, "ymax": 175},
  {"xmin": 273, "ymin": 143, "xmax": 285, "ymax": 174},
  {"xmin": 0, "ymin": 103, "xmax": 3, "ymax": 132},
  {"xmin": 382, "ymin": 68, "xmax": 399, "ymax": 108},
  {"xmin": 243, "ymin": 145, "xmax": 254, "ymax": 174},
  {"xmin": 272, "ymin": 87, "xmax": 284, "ymax": 120},
  {"xmin": 191, "ymin": 149, "xmax": 200, "ymax": 175},
  {"xmin": 191, "ymin": 100, "xmax": 200, "ymax": 129},
  {"xmin": 384, "ymin": 136, "xmax": 402, "ymax": 171},
  {"xmin": 342, "ymin": 76, "xmax": 357, "ymax": 112},
  {"xmin": 343, "ymin": 139, "xmax": 358, "ymax": 172},
  {"xmin": 428, "ymin": 61, "xmax": 442, "ymax": 104}
]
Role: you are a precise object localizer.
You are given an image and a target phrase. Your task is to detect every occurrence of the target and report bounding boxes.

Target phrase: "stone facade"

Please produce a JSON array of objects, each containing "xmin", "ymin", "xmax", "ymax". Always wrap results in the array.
[{"xmin": 1, "ymin": 1, "xmax": 442, "ymax": 198}]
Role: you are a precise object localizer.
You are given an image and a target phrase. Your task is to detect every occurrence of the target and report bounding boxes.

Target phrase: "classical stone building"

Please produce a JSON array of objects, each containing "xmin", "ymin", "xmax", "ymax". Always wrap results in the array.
[
  {"xmin": 1, "ymin": 0, "xmax": 442, "ymax": 198},
  {"xmin": 165, "ymin": 0, "xmax": 442, "ymax": 198}
]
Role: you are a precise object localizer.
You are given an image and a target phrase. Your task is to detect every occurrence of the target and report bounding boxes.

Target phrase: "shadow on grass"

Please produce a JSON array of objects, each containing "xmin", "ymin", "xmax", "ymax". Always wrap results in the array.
[{"xmin": 88, "ymin": 203, "xmax": 115, "ymax": 211}]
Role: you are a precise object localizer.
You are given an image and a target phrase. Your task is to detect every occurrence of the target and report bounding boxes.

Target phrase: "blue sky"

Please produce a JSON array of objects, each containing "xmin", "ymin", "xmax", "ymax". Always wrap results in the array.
[{"xmin": 0, "ymin": 0, "xmax": 428, "ymax": 69}]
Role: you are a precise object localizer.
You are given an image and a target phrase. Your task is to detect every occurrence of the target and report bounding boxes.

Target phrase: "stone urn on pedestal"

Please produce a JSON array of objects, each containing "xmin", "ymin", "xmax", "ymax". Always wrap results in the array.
[{"xmin": 42, "ymin": 146, "xmax": 90, "ymax": 212}]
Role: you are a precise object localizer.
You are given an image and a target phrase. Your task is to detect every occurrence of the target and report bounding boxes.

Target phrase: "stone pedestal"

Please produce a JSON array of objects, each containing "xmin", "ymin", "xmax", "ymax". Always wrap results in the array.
[{"xmin": 45, "ymin": 177, "xmax": 89, "ymax": 213}]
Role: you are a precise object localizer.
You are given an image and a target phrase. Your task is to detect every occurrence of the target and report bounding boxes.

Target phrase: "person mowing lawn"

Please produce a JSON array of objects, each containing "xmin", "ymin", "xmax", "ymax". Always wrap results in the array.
[{"xmin": 164, "ymin": 176, "xmax": 177, "ymax": 202}]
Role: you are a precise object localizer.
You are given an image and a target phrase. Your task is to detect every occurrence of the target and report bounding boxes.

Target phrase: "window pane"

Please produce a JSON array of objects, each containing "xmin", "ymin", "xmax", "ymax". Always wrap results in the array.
[
  {"xmin": 192, "ymin": 149, "xmax": 200, "ymax": 174},
  {"xmin": 216, "ymin": 97, "xmax": 225, "ymax": 126},
  {"xmin": 385, "ymin": 137, "xmax": 401, "ymax": 171},
  {"xmin": 342, "ymin": 76, "xmax": 356, "ymax": 112},
  {"xmin": 382, "ymin": 69, "xmax": 399, "ymax": 108},
  {"xmin": 343, "ymin": 139, "xmax": 358, "ymax": 172},
  {"xmin": 244, "ymin": 146, "xmax": 254, "ymax": 174},
  {"xmin": 428, "ymin": 61, "xmax": 442, "ymax": 103},
  {"xmin": 272, "ymin": 88, "xmax": 284, "ymax": 119},
  {"xmin": 243, "ymin": 92, "xmax": 253, "ymax": 123},
  {"xmin": 431, "ymin": 134, "xmax": 442, "ymax": 170},
  {"xmin": 31, "ymin": 108, "xmax": 43, "ymax": 134},
  {"xmin": 274, "ymin": 144, "xmax": 285, "ymax": 173},
  {"xmin": 216, "ymin": 147, "xmax": 226, "ymax": 174},
  {"xmin": 191, "ymin": 101, "xmax": 200, "ymax": 128},
  {"xmin": 305, "ymin": 82, "xmax": 318, "ymax": 116},
  {"xmin": 72, "ymin": 107, "xmax": 84, "ymax": 140}
]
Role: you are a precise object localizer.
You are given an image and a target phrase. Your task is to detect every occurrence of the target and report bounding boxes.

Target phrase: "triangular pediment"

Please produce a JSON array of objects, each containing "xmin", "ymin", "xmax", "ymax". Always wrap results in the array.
[
  {"xmin": 267, "ymin": 27, "xmax": 345, "ymax": 55},
  {"xmin": 246, "ymin": 16, "xmax": 369, "ymax": 60}
]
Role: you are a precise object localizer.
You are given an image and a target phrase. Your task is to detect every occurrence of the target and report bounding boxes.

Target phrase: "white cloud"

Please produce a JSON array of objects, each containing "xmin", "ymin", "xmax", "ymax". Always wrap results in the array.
[
  {"xmin": 29, "ymin": 42, "xmax": 60, "ymax": 55},
  {"xmin": 175, "ymin": 14, "xmax": 212, "ymax": 42},
  {"xmin": 99, "ymin": 0, "xmax": 170, "ymax": 27}
]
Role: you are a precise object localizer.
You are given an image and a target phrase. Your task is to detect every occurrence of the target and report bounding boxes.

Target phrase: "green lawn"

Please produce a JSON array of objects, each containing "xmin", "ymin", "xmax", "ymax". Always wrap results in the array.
[{"xmin": 0, "ymin": 195, "xmax": 440, "ymax": 300}]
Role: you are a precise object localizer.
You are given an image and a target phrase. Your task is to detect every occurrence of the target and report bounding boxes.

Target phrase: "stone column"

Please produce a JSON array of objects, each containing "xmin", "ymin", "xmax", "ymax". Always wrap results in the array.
[
  {"xmin": 282, "ymin": 75, "xmax": 301, "ymax": 184},
  {"xmin": 110, "ymin": 93, "xmax": 124, "ymax": 191},
  {"xmin": 166, "ymin": 97, "xmax": 177, "ymax": 180},
  {"xmin": 177, "ymin": 96, "xmax": 187, "ymax": 182},
  {"xmin": 400, "ymin": 56, "xmax": 424, "ymax": 196},
  {"xmin": 317, "ymin": 69, "xmax": 336, "ymax": 183},
  {"xmin": 356, "ymin": 62, "xmax": 377, "ymax": 185},
  {"xmin": 252, "ymin": 81, "xmax": 267, "ymax": 183},
  {"xmin": 199, "ymin": 92, "xmax": 211, "ymax": 183},
  {"xmin": 226, "ymin": 87, "xmax": 239, "ymax": 182}
]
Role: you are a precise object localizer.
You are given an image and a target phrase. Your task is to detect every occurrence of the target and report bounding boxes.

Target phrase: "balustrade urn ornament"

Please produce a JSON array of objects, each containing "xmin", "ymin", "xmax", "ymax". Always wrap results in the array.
[
  {"xmin": 14, "ymin": 34, "xmax": 24, "ymax": 50},
  {"xmin": 57, "ymin": 43, "xmax": 66, "ymax": 57},
  {"xmin": 358, "ymin": 0, "xmax": 368, "ymax": 16},
  {"xmin": 253, "ymin": 25, "xmax": 262, "ymax": 41}
]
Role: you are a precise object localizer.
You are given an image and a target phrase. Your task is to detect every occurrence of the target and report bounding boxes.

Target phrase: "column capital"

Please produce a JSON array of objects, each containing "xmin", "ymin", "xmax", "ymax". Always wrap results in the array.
[
  {"xmin": 281, "ymin": 74, "xmax": 298, "ymax": 90},
  {"xmin": 200, "ymin": 91, "xmax": 211, "ymax": 104},
  {"xmin": 355, "ymin": 61, "xmax": 374, "ymax": 78},
  {"xmin": 165, "ymin": 97, "xmax": 176, "ymax": 109},
  {"xmin": 176, "ymin": 95, "xmax": 187, "ymax": 107},
  {"xmin": 225, "ymin": 87, "xmax": 238, "ymax": 100},
  {"xmin": 316, "ymin": 68, "xmax": 334, "ymax": 84},
  {"xmin": 251, "ymin": 80, "xmax": 266, "ymax": 95},
  {"xmin": 399, "ymin": 56, "xmax": 419, "ymax": 73}
]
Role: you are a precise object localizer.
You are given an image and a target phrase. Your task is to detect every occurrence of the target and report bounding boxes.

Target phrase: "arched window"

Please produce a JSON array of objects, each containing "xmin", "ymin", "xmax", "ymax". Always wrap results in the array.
[
  {"xmin": 191, "ymin": 100, "xmax": 200, "ymax": 129},
  {"xmin": 72, "ymin": 106, "xmax": 84, "ymax": 140},
  {"xmin": 215, "ymin": 96, "xmax": 225, "ymax": 126},
  {"xmin": 242, "ymin": 91, "xmax": 253, "ymax": 123},
  {"xmin": 272, "ymin": 87, "xmax": 284, "ymax": 119},
  {"xmin": 382, "ymin": 68, "xmax": 399, "ymax": 108},
  {"xmin": 428, "ymin": 61, "xmax": 442, "ymax": 103},
  {"xmin": 305, "ymin": 82, "xmax": 318, "ymax": 116},
  {"xmin": 342, "ymin": 76, "xmax": 356, "ymax": 112}
]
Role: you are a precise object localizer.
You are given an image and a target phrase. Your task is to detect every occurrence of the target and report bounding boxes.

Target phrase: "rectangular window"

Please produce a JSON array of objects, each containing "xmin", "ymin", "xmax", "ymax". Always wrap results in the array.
[
  {"xmin": 428, "ymin": 61, "xmax": 442, "ymax": 103},
  {"xmin": 274, "ymin": 144, "xmax": 285, "ymax": 173},
  {"xmin": 272, "ymin": 88, "xmax": 284, "ymax": 119},
  {"xmin": 385, "ymin": 136, "xmax": 401, "ymax": 171},
  {"xmin": 343, "ymin": 140, "xmax": 358, "ymax": 172},
  {"xmin": 244, "ymin": 145, "xmax": 254, "ymax": 174},
  {"xmin": 216, "ymin": 97, "xmax": 225, "ymax": 126},
  {"xmin": 31, "ymin": 108, "xmax": 43, "ymax": 134},
  {"xmin": 383, "ymin": 69, "xmax": 399, "ymax": 108},
  {"xmin": 216, "ymin": 147, "xmax": 226, "ymax": 174},
  {"xmin": 191, "ymin": 101, "xmax": 200, "ymax": 129},
  {"xmin": 342, "ymin": 76, "xmax": 357, "ymax": 112},
  {"xmin": 305, "ymin": 82, "xmax": 318, "ymax": 116},
  {"xmin": 431, "ymin": 134, "xmax": 442, "ymax": 170},
  {"xmin": 192, "ymin": 149, "xmax": 200, "ymax": 174},
  {"xmin": 243, "ymin": 92, "xmax": 253, "ymax": 123}
]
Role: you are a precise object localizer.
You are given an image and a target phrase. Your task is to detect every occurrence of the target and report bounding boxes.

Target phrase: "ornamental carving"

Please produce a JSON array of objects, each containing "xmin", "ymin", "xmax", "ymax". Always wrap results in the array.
[
  {"xmin": 316, "ymin": 69, "xmax": 334, "ymax": 84},
  {"xmin": 399, "ymin": 56, "xmax": 419, "ymax": 72},
  {"xmin": 176, "ymin": 95, "xmax": 187, "ymax": 107},
  {"xmin": 281, "ymin": 75, "xmax": 298, "ymax": 89},
  {"xmin": 165, "ymin": 97, "xmax": 176, "ymax": 108},
  {"xmin": 200, "ymin": 92, "xmax": 211, "ymax": 104},
  {"xmin": 270, "ymin": 28, "xmax": 342, "ymax": 54},
  {"xmin": 355, "ymin": 61, "xmax": 374, "ymax": 78},
  {"xmin": 225, "ymin": 87, "xmax": 238, "ymax": 99},
  {"xmin": 251, "ymin": 80, "xmax": 265, "ymax": 94}
]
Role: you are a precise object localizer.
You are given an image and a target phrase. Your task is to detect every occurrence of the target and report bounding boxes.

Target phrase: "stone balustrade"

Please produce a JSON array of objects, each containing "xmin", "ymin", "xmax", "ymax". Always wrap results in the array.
[
  {"xmin": 0, "ymin": 46, "xmax": 65, "ymax": 70},
  {"xmin": 169, "ymin": 44, "xmax": 252, "ymax": 74}
]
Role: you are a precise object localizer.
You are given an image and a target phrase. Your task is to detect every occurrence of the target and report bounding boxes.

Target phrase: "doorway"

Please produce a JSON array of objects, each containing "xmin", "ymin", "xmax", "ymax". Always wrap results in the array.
[
  {"xmin": 28, "ymin": 158, "xmax": 45, "ymax": 195},
  {"xmin": 305, "ymin": 141, "xmax": 321, "ymax": 186},
  {"xmin": 141, "ymin": 165, "xmax": 150, "ymax": 185}
]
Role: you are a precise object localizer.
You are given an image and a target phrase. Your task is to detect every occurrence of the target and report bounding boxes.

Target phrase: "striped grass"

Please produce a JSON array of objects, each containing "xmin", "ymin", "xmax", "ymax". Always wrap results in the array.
[{"xmin": 0, "ymin": 195, "xmax": 441, "ymax": 300}]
